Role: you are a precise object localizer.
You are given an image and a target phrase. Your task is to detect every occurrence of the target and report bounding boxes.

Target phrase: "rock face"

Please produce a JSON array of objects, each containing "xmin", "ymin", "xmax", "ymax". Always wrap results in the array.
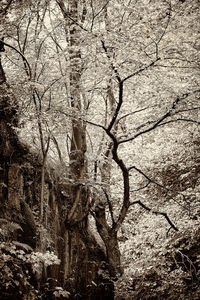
[{"xmin": 0, "ymin": 57, "xmax": 114, "ymax": 300}]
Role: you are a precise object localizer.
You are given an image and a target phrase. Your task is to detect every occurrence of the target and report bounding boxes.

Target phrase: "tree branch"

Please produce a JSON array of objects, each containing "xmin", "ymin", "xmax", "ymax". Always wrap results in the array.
[
  {"xmin": 56, "ymin": 0, "xmax": 88, "ymax": 32},
  {"xmin": 122, "ymin": 58, "xmax": 160, "ymax": 83},
  {"xmin": 130, "ymin": 199, "xmax": 178, "ymax": 232},
  {"xmin": 117, "ymin": 106, "xmax": 150, "ymax": 124},
  {"xmin": 1, "ymin": 0, "xmax": 14, "ymax": 14},
  {"xmin": 107, "ymin": 81, "xmax": 124, "ymax": 132},
  {"xmin": 129, "ymin": 165, "xmax": 188, "ymax": 209},
  {"xmin": 119, "ymin": 90, "xmax": 200, "ymax": 144},
  {"xmin": 131, "ymin": 180, "xmax": 151, "ymax": 192},
  {"xmin": 0, "ymin": 39, "xmax": 32, "ymax": 80},
  {"xmin": 90, "ymin": 0, "xmax": 111, "ymax": 31},
  {"xmin": 101, "ymin": 40, "xmax": 121, "ymax": 82},
  {"xmin": 157, "ymin": 118, "xmax": 200, "ymax": 127}
]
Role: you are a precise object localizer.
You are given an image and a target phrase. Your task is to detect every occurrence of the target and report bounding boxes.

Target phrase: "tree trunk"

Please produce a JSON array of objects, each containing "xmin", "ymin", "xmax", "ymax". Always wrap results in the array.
[
  {"xmin": 56, "ymin": 1, "xmax": 115, "ymax": 298},
  {"xmin": 95, "ymin": 204, "xmax": 123, "ymax": 278}
]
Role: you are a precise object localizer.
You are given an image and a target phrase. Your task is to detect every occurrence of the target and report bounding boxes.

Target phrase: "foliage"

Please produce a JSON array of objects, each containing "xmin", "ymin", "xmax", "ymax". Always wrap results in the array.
[
  {"xmin": 0, "ymin": 241, "xmax": 36, "ymax": 299},
  {"xmin": 0, "ymin": 0, "xmax": 200, "ymax": 298},
  {"xmin": 115, "ymin": 131, "xmax": 200, "ymax": 299},
  {"xmin": 0, "ymin": 238, "xmax": 60, "ymax": 299},
  {"xmin": 116, "ymin": 215, "xmax": 200, "ymax": 299},
  {"xmin": 53, "ymin": 287, "xmax": 70, "ymax": 299}
]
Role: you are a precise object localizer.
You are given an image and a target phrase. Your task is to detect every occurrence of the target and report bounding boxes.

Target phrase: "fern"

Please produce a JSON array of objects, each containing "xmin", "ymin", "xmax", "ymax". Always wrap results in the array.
[{"xmin": 12, "ymin": 241, "xmax": 33, "ymax": 252}]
